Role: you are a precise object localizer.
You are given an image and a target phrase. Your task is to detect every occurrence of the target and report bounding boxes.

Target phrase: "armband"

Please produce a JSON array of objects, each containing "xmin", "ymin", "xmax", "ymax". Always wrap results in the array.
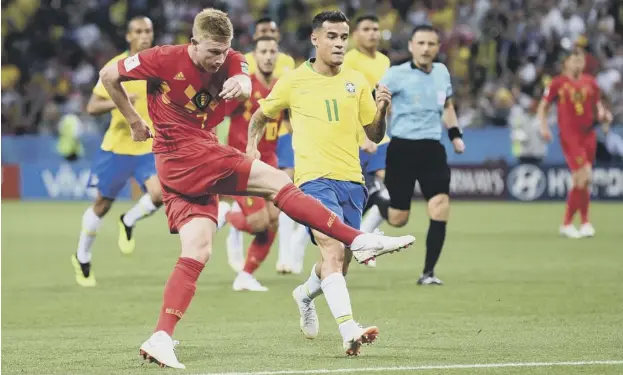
[{"xmin": 448, "ymin": 127, "xmax": 462, "ymax": 140}]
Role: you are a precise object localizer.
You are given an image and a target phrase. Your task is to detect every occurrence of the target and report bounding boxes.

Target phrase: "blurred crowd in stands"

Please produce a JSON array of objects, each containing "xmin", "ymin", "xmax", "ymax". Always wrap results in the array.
[{"xmin": 2, "ymin": 0, "xmax": 622, "ymax": 139}]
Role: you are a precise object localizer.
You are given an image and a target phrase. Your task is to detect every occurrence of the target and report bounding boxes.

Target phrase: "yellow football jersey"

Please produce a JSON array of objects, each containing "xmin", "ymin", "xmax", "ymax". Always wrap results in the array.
[
  {"xmin": 244, "ymin": 52, "xmax": 296, "ymax": 79},
  {"xmin": 343, "ymin": 49, "xmax": 391, "ymax": 146},
  {"xmin": 92, "ymin": 51, "xmax": 153, "ymax": 155},
  {"xmin": 259, "ymin": 60, "xmax": 376, "ymax": 186}
]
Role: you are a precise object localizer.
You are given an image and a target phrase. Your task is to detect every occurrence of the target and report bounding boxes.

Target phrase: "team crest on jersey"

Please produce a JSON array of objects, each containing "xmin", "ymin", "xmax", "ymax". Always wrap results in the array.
[
  {"xmin": 241, "ymin": 62, "xmax": 249, "ymax": 74},
  {"xmin": 345, "ymin": 82, "xmax": 356, "ymax": 94},
  {"xmin": 193, "ymin": 90, "xmax": 212, "ymax": 110}
]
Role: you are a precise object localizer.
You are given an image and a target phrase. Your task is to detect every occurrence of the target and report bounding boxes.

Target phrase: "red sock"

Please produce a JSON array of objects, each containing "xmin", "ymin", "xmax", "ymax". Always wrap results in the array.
[
  {"xmin": 243, "ymin": 229, "xmax": 276, "ymax": 274},
  {"xmin": 226, "ymin": 211, "xmax": 253, "ymax": 233},
  {"xmin": 579, "ymin": 188, "xmax": 590, "ymax": 224},
  {"xmin": 273, "ymin": 183, "xmax": 362, "ymax": 245},
  {"xmin": 155, "ymin": 257, "xmax": 204, "ymax": 336},
  {"xmin": 563, "ymin": 187, "xmax": 582, "ymax": 225}
]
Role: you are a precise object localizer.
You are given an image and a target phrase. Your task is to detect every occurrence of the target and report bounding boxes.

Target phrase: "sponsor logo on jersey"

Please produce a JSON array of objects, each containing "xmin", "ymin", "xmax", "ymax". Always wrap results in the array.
[{"xmin": 124, "ymin": 54, "xmax": 140, "ymax": 71}]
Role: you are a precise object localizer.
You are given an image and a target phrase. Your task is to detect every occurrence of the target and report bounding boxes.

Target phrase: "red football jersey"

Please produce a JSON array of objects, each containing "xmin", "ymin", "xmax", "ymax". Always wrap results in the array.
[
  {"xmin": 543, "ymin": 74, "xmax": 600, "ymax": 136},
  {"xmin": 117, "ymin": 44, "xmax": 248, "ymax": 153},
  {"xmin": 226, "ymin": 74, "xmax": 281, "ymax": 158}
]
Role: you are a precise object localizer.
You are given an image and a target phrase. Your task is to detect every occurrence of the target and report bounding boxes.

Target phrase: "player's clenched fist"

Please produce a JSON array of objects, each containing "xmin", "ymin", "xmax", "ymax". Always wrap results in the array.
[
  {"xmin": 220, "ymin": 76, "xmax": 251, "ymax": 101},
  {"xmin": 452, "ymin": 138, "xmax": 466, "ymax": 154},
  {"xmin": 540, "ymin": 127, "xmax": 553, "ymax": 142},
  {"xmin": 246, "ymin": 145, "xmax": 261, "ymax": 160},
  {"xmin": 375, "ymin": 84, "xmax": 392, "ymax": 110},
  {"xmin": 130, "ymin": 119, "xmax": 153, "ymax": 142}
]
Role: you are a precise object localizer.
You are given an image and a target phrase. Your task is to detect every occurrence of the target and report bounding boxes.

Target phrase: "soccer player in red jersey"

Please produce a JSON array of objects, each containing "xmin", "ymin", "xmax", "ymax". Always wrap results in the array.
[
  {"xmin": 538, "ymin": 45, "xmax": 613, "ymax": 238},
  {"xmin": 98, "ymin": 8, "xmax": 415, "ymax": 369},
  {"xmin": 225, "ymin": 36, "xmax": 282, "ymax": 292}
]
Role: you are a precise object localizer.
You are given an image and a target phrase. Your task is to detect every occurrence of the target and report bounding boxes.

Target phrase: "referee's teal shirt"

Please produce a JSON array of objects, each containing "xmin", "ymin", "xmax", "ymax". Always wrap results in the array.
[{"xmin": 380, "ymin": 61, "xmax": 453, "ymax": 141}]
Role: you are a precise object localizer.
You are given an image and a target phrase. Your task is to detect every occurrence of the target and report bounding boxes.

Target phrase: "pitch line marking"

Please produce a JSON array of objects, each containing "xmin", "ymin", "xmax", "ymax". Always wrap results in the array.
[{"xmin": 192, "ymin": 360, "xmax": 623, "ymax": 375}]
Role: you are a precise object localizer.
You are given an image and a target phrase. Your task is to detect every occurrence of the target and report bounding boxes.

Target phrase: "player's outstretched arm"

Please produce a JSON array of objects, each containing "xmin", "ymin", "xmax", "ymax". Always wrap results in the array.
[
  {"xmin": 443, "ymin": 98, "xmax": 465, "ymax": 154},
  {"xmin": 99, "ymin": 64, "xmax": 151, "ymax": 141},
  {"xmin": 246, "ymin": 109, "xmax": 272, "ymax": 159}
]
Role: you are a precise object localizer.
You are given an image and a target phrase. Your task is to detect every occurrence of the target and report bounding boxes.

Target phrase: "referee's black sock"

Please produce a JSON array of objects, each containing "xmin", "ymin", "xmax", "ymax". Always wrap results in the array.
[
  {"xmin": 369, "ymin": 191, "xmax": 390, "ymax": 220},
  {"xmin": 424, "ymin": 219, "xmax": 446, "ymax": 275}
]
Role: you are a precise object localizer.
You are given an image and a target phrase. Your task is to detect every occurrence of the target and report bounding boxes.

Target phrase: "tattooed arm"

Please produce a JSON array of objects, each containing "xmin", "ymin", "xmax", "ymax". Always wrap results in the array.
[
  {"xmin": 246, "ymin": 109, "xmax": 272, "ymax": 159},
  {"xmin": 364, "ymin": 108, "xmax": 388, "ymax": 143},
  {"xmin": 363, "ymin": 84, "xmax": 390, "ymax": 143}
]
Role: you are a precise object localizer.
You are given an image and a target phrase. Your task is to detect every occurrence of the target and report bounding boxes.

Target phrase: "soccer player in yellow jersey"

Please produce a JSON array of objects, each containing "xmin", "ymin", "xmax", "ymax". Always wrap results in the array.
[
  {"xmin": 343, "ymin": 15, "xmax": 392, "ymax": 266},
  {"xmin": 71, "ymin": 16, "xmax": 163, "ymax": 287},
  {"xmin": 249, "ymin": 11, "xmax": 414, "ymax": 356},
  {"xmin": 243, "ymin": 16, "xmax": 299, "ymax": 274},
  {"xmin": 245, "ymin": 17, "xmax": 296, "ymax": 78}
]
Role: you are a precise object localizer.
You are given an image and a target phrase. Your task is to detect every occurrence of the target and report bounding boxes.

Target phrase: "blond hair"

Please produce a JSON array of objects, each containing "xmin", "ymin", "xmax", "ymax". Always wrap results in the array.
[{"xmin": 192, "ymin": 8, "xmax": 233, "ymax": 42}]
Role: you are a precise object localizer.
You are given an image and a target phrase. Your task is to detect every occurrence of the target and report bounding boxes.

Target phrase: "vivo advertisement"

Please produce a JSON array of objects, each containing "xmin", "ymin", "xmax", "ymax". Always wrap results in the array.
[{"xmin": 6, "ymin": 162, "xmax": 133, "ymax": 201}]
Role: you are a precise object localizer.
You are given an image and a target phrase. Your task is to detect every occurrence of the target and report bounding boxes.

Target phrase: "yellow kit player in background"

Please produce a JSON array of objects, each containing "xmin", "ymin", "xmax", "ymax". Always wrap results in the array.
[
  {"xmin": 71, "ymin": 16, "xmax": 163, "ymax": 287},
  {"xmin": 249, "ymin": 10, "xmax": 414, "ymax": 355}
]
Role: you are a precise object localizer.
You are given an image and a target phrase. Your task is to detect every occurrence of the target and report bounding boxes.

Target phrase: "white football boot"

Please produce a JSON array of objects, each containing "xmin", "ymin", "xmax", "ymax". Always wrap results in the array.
[
  {"xmin": 292, "ymin": 285, "xmax": 319, "ymax": 339},
  {"xmin": 417, "ymin": 273, "xmax": 444, "ymax": 285},
  {"xmin": 232, "ymin": 272, "xmax": 268, "ymax": 292},
  {"xmin": 343, "ymin": 324, "xmax": 379, "ymax": 356},
  {"xmin": 559, "ymin": 224, "xmax": 582, "ymax": 239},
  {"xmin": 349, "ymin": 230, "xmax": 415, "ymax": 264},
  {"xmin": 139, "ymin": 331, "xmax": 185, "ymax": 369},
  {"xmin": 579, "ymin": 223, "xmax": 595, "ymax": 238}
]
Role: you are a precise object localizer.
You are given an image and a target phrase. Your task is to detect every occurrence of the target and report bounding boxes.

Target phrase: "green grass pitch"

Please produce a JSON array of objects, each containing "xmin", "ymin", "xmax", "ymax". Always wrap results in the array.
[{"xmin": 2, "ymin": 201, "xmax": 622, "ymax": 374}]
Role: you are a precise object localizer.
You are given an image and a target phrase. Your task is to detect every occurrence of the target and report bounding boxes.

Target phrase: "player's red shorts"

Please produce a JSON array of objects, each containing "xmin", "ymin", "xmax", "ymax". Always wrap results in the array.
[
  {"xmin": 560, "ymin": 131, "xmax": 597, "ymax": 171},
  {"xmin": 230, "ymin": 151, "xmax": 277, "ymax": 216},
  {"xmin": 155, "ymin": 140, "xmax": 254, "ymax": 233}
]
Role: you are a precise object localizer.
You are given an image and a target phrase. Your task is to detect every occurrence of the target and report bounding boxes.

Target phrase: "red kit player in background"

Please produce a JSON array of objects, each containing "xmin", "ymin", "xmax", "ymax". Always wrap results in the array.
[
  {"xmin": 98, "ymin": 8, "xmax": 415, "ymax": 369},
  {"xmin": 538, "ymin": 43, "xmax": 613, "ymax": 239},
  {"xmin": 225, "ymin": 36, "xmax": 282, "ymax": 292}
]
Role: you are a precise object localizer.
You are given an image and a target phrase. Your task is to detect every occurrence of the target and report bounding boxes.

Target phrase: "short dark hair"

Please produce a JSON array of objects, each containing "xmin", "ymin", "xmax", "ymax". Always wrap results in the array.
[
  {"xmin": 127, "ymin": 15, "xmax": 151, "ymax": 32},
  {"xmin": 254, "ymin": 35, "xmax": 278, "ymax": 48},
  {"xmin": 255, "ymin": 17, "xmax": 274, "ymax": 26},
  {"xmin": 311, "ymin": 11, "xmax": 349, "ymax": 30},
  {"xmin": 411, "ymin": 24, "xmax": 439, "ymax": 38},
  {"xmin": 354, "ymin": 15, "xmax": 379, "ymax": 27}
]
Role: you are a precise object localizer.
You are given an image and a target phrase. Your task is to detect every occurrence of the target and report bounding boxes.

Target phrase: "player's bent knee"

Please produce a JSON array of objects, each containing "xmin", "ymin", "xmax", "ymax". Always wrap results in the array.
[
  {"xmin": 316, "ymin": 233, "xmax": 345, "ymax": 264},
  {"xmin": 246, "ymin": 210, "xmax": 270, "ymax": 233},
  {"xmin": 268, "ymin": 169, "xmax": 292, "ymax": 196},
  {"xmin": 144, "ymin": 177, "xmax": 163, "ymax": 206},
  {"xmin": 388, "ymin": 208, "xmax": 409, "ymax": 227},
  {"xmin": 428, "ymin": 194, "xmax": 450, "ymax": 221},
  {"xmin": 268, "ymin": 219, "xmax": 279, "ymax": 233},
  {"xmin": 573, "ymin": 170, "xmax": 590, "ymax": 190},
  {"xmin": 179, "ymin": 218, "xmax": 215, "ymax": 264},
  {"xmin": 249, "ymin": 161, "xmax": 293, "ymax": 199},
  {"xmin": 93, "ymin": 196, "xmax": 114, "ymax": 217}
]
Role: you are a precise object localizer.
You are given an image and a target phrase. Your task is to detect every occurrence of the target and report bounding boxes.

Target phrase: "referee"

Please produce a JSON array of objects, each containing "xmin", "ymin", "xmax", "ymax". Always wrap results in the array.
[{"xmin": 378, "ymin": 25, "xmax": 465, "ymax": 285}]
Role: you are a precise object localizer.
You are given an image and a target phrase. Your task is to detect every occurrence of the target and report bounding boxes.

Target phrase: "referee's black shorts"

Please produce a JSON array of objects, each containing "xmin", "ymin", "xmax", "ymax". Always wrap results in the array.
[{"xmin": 384, "ymin": 137, "xmax": 451, "ymax": 210}]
